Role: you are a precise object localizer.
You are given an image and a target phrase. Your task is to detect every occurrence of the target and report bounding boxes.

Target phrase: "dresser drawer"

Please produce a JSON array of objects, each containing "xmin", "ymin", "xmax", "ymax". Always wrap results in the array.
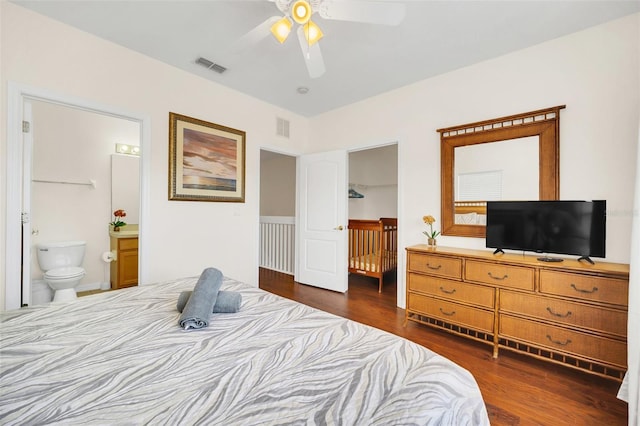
[
  {"xmin": 408, "ymin": 293, "xmax": 494, "ymax": 333},
  {"xmin": 500, "ymin": 315, "xmax": 627, "ymax": 368},
  {"xmin": 409, "ymin": 273, "xmax": 494, "ymax": 308},
  {"xmin": 540, "ymin": 270, "xmax": 628, "ymax": 306},
  {"xmin": 500, "ymin": 290, "xmax": 627, "ymax": 338},
  {"xmin": 465, "ymin": 260, "xmax": 534, "ymax": 291},
  {"xmin": 407, "ymin": 253, "xmax": 462, "ymax": 279}
]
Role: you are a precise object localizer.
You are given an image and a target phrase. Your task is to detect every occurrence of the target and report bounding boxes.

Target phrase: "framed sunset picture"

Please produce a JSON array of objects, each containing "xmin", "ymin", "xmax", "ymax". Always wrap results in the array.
[{"xmin": 169, "ymin": 112, "xmax": 246, "ymax": 202}]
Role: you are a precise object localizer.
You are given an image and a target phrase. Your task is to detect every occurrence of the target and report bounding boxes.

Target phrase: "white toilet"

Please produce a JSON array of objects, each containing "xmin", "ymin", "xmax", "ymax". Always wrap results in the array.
[{"xmin": 36, "ymin": 241, "xmax": 86, "ymax": 302}]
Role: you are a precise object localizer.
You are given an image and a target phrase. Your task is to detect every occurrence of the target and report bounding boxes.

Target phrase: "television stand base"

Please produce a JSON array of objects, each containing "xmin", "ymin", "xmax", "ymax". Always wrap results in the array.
[
  {"xmin": 578, "ymin": 256, "xmax": 595, "ymax": 265},
  {"xmin": 537, "ymin": 256, "xmax": 564, "ymax": 263}
]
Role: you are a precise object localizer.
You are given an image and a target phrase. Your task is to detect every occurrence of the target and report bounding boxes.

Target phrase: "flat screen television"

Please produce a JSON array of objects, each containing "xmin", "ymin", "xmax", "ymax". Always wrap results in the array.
[{"xmin": 485, "ymin": 200, "xmax": 606, "ymax": 264}]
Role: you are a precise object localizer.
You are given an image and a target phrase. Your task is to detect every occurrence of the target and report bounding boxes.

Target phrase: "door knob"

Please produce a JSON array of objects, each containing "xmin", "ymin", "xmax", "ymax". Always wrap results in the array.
[{"xmin": 334, "ymin": 225, "xmax": 344, "ymax": 231}]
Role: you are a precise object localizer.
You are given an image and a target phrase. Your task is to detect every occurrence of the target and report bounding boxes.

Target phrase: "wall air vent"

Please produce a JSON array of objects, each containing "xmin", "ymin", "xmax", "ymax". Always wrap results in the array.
[
  {"xmin": 195, "ymin": 57, "xmax": 227, "ymax": 74},
  {"xmin": 276, "ymin": 117, "xmax": 290, "ymax": 138}
]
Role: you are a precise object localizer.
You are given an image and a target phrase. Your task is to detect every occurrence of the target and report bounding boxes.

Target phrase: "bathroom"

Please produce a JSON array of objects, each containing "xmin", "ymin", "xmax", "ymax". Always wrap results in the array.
[{"xmin": 29, "ymin": 99, "xmax": 140, "ymax": 304}]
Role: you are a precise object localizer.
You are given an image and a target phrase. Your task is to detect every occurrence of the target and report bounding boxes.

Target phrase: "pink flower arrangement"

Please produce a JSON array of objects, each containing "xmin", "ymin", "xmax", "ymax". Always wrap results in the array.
[{"xmin": 110, "ymin": 209, "xmax": 127, "ymax": 228}]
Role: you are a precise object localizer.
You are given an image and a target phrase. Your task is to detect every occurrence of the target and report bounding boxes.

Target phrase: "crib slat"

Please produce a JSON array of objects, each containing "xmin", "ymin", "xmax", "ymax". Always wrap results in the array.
[{"xmin": 348, "ymin": 218, "xmax": 398, "ymax": 292}]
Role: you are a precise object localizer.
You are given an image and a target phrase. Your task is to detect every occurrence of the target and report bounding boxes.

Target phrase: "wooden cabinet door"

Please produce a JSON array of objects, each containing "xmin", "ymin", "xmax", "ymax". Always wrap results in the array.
[{"xmin": 118, "ymin": 249, "xmax": 138, "ymax": 287}]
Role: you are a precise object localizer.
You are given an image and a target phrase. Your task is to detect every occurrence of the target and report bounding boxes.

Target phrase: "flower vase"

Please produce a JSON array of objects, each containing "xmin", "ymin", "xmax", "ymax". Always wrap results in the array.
[
  {"xmin": 113, "ymin": 226, "xmax": 120, "ymax": 232},
  {"xmin": 428, "ymin": 238, "xmax": 437, "ymax": 246}
]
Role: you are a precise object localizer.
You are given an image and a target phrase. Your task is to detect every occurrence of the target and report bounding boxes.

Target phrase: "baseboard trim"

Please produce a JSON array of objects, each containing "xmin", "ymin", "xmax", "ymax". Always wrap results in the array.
[{"xmin": 76, "ymin": 281, "xmax": 106, "ymax": 292}]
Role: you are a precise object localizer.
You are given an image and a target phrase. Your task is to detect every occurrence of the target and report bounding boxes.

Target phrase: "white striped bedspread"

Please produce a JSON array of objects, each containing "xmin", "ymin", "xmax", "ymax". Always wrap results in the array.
[{"xmin": 0, "ymin": 276, "xmax": 489, "ymax": 425}]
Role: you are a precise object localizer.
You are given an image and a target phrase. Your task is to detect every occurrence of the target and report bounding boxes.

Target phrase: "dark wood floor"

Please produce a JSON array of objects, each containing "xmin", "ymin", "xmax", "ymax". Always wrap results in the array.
[{"xmin": 259, "ymin": 268, "xmax": 628, "ymax": 426}]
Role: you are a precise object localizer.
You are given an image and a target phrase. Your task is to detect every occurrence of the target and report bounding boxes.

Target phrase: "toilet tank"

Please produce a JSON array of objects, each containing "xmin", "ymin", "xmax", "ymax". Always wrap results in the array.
[{"xmin": 36, "ymin": 241, "xmax": 86, "ymax": 271}]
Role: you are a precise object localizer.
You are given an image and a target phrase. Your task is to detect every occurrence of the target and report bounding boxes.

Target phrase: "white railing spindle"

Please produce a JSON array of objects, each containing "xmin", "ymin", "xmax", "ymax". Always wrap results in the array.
[{"xmin": 259, "ymin": 216, "xmax": 295, "ymax": 275}]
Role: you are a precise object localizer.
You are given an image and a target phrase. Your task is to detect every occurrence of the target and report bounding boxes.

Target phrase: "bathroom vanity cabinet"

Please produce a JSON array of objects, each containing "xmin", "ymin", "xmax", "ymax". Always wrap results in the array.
[{"xmin": 110, "ymin": 235, "xmax": 138, "ymax": 289}]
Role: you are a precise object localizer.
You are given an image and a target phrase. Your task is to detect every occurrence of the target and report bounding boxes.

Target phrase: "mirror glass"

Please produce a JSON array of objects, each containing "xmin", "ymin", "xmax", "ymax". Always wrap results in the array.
[
  {"xmin": 453, "ymin": 136, "xmax": 539, "ymax": 225},
  {"xmin": 439, "ymin": 105, "xmax": 564, "ymax": 238},
  {"xmin": 111, "ymin": 154, "xmax": 140, "ymax": 224}
]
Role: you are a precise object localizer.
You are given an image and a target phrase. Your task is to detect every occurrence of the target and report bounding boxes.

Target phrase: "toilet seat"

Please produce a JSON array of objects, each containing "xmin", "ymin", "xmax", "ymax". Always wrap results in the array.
[{"xmin": 44, "ymin": 266, "xmax": 85, "ymax": 281}]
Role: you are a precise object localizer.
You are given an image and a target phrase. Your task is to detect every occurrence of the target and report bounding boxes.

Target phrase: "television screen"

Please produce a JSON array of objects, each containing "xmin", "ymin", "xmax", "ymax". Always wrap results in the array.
[{"xmin": 486, "ymin": 200, "xmax": 606, "ymax": 261}]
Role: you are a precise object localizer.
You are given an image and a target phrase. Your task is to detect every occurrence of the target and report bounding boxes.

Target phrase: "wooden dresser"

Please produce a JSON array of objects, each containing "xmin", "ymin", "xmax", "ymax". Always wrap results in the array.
[{"xmin": 405, "ymin": 245, "xmax": 629, "ymax": 380}]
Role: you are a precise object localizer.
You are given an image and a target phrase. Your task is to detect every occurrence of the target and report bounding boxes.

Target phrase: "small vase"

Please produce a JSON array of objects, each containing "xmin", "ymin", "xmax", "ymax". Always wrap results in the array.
[
  {"xmin": 113, "ymin": 226, "xmax": 120, "ymax": 232},
  {"xmin": 428, "ymin": 238, "xmax": 437, "ymax": 246}
]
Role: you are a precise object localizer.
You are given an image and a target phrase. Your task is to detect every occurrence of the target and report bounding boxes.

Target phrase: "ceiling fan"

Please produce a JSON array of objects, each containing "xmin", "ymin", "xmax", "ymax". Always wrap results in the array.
[{"xmin": 233, "ymin": 0, "xmax": 406, "ymax": 79}]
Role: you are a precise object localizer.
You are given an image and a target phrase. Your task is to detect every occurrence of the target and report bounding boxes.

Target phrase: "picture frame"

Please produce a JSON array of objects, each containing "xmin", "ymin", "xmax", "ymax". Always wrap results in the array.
[{"xmin": 169, "ymin": 112, "xmax": 246, "ymax": 202}]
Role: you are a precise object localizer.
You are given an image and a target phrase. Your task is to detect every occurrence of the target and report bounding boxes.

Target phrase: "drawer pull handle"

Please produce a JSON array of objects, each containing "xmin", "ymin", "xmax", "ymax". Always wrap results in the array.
[
  {"xmin": 426, "ymin": 263, "xmax": 442, "ymax": 270},
  {"xmin": 487, "ymin": 272, "xmax": 508, "ymax": 281},
  {"xmin": 439, "ymin": 307, "xmax": 456, "ymax": 316},
  {"xmin": 546, "ymin": 307, "xmax": 572, "ymax": 318},
  {"xmin": 439, "ymin": 286, "xmax": 456, "ymax": 295},
  {"xmin": 570, "ymin": 283, "xmax": 598, "ymax": 294},
  {"xmin": 546, "ymin": 335, "xmax": 572, "ymax": 346}
]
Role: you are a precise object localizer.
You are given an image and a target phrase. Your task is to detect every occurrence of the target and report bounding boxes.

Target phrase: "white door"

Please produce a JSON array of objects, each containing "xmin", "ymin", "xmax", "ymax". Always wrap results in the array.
[
  {"xmin": 21, "ymin": 101, "xmax": 34, "ymax": 306},
  {"xmin": 296, "ymin": 150, "xmax": 348, "ymax": 292}
]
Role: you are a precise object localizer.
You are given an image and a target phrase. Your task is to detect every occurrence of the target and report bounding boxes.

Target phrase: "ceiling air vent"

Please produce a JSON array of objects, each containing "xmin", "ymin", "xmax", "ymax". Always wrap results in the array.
[
  {"xmin": 276, "ymin": 117, "xmax": 290, "ymax": 138},
  {"xmin": 195, "ymin": 57, "xmax": 227, "ymax": 74}
]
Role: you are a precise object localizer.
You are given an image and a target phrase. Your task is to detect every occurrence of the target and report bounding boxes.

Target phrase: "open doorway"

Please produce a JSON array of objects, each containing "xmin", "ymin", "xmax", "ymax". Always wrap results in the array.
[
  {"xmin": 5, "ymin": 83, "xmax": 149, "ymax": 310},
  {"xmin": 27, "ymin": 100, "xmax": 141, "ymax": 305},
  {"xmin": 348, "ymin": 144, "xmax": 399, "ymax": 295},
  {"xmin": 258, "ymin": 144, "xmax": 399, "ymax": 300},
  {"xmin": 259, "ymin": 150, "xmax": 296, "ymax": 276}
]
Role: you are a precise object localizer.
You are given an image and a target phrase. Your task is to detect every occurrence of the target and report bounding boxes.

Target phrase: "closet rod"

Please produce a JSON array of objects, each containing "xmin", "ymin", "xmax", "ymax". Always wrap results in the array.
[{"xmin": 32, "ymin": 179, "xmax": 96, "ymax": 189}]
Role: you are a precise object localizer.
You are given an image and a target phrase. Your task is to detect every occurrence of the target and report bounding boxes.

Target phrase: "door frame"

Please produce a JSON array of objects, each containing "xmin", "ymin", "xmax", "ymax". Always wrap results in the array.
[
  {"xmin": 20, "ymin": 100, "xmax": 34, "ymax": 305},
  {"xmin": 5, "ymin": 81, "xmax": 151, "ymax": 310},
  {"xmin": 258, "ymin": 140, "xmax": 405, "ymax": 307},
  {"xmin": 258, "ymin": 147, "xmax": 350, "ymax": 292}
]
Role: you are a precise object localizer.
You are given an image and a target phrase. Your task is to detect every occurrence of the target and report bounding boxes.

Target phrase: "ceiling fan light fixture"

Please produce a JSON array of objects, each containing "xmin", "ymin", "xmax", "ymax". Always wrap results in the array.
[
  {"xmin": 303, "ymin": 20, "xmax": 323, "ymax": 46},
  {"xmin": 270, "ymin": 16, "xmax": 292, "ymax": 43},
  {"xmin": 291, "ymin": 0, "xmax": 312, "ymax": 24}
]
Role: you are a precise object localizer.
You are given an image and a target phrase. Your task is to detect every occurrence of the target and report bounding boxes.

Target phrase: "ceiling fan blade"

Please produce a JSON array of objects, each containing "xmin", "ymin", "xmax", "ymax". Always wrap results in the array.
[
  {"xmin": 297, "ymin": 26, "xmax": 325, "ymax": 79},
  {"xmin": 228, "ymin": 16, "xmax": 280, "ymax": 53},
  {"xmin": 318, "ymin": 1, "xmax": 406, "ymax": 26}
]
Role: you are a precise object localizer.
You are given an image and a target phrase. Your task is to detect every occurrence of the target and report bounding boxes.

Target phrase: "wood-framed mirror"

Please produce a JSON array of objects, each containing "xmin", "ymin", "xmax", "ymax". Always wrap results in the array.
[{"xmin": 439, "ymin": 105, "xmax": 565, "ymax": 238}]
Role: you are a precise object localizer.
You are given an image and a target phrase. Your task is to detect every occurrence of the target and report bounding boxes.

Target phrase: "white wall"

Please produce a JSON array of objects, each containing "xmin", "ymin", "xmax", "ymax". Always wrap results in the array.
[
  {"xmin": 259, "ymin": 146, "xmax": 400, "ymax": 220},
  {"xmin": 1, "ymin": 2, "xmax": 309, "ymax": 309},
  {"xmin": 348, "ymin": 144, "xmax": 398, "ymax": 219},
  {"xmin": 30, "ymin": 100, "xmax": 139, "ymax": 288},
  {"xmin": 2, "ymin": 3, "xmax": 638, "ymax": 311},
  {"xmin": 310, "ymin": 14, "xmax": 639, "ymax": 306},
  {"xmin": 260, "ymin": 152, "xmax": 296, "ymax": 217},
  {"xmin": 455, "ymin": 136, "xmax": 539, "ymax": 201},
  {"xmin": 112, "ymin": 154, "xmax": 140, "ymax": 224},
  {"xmin": 348, "ymin": 185, "xmax": 398, "ymax": 220},
  {"xmin": 0, "ymin": 2, "xmax": 6, "ymax": 308}
]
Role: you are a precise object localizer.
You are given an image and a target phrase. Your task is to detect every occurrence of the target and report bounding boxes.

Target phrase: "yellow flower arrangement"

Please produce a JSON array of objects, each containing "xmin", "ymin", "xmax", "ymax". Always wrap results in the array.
[{"xmin": 422, "ymin": 215, "xmax": 440, "ymax": 239}]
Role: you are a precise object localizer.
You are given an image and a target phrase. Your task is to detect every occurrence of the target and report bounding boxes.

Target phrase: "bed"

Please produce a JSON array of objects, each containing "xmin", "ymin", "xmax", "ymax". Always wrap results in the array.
[
  {"xmin": 0, "ymin": 275, "xmax": 489, "ymax": 425},
  {"xmin": 348, "ymin": 217, "xmax": 398, "ymax": 292},
  {"xmin": 454, "ymin": 201, "xmax": 487, "ymax": 225}
]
